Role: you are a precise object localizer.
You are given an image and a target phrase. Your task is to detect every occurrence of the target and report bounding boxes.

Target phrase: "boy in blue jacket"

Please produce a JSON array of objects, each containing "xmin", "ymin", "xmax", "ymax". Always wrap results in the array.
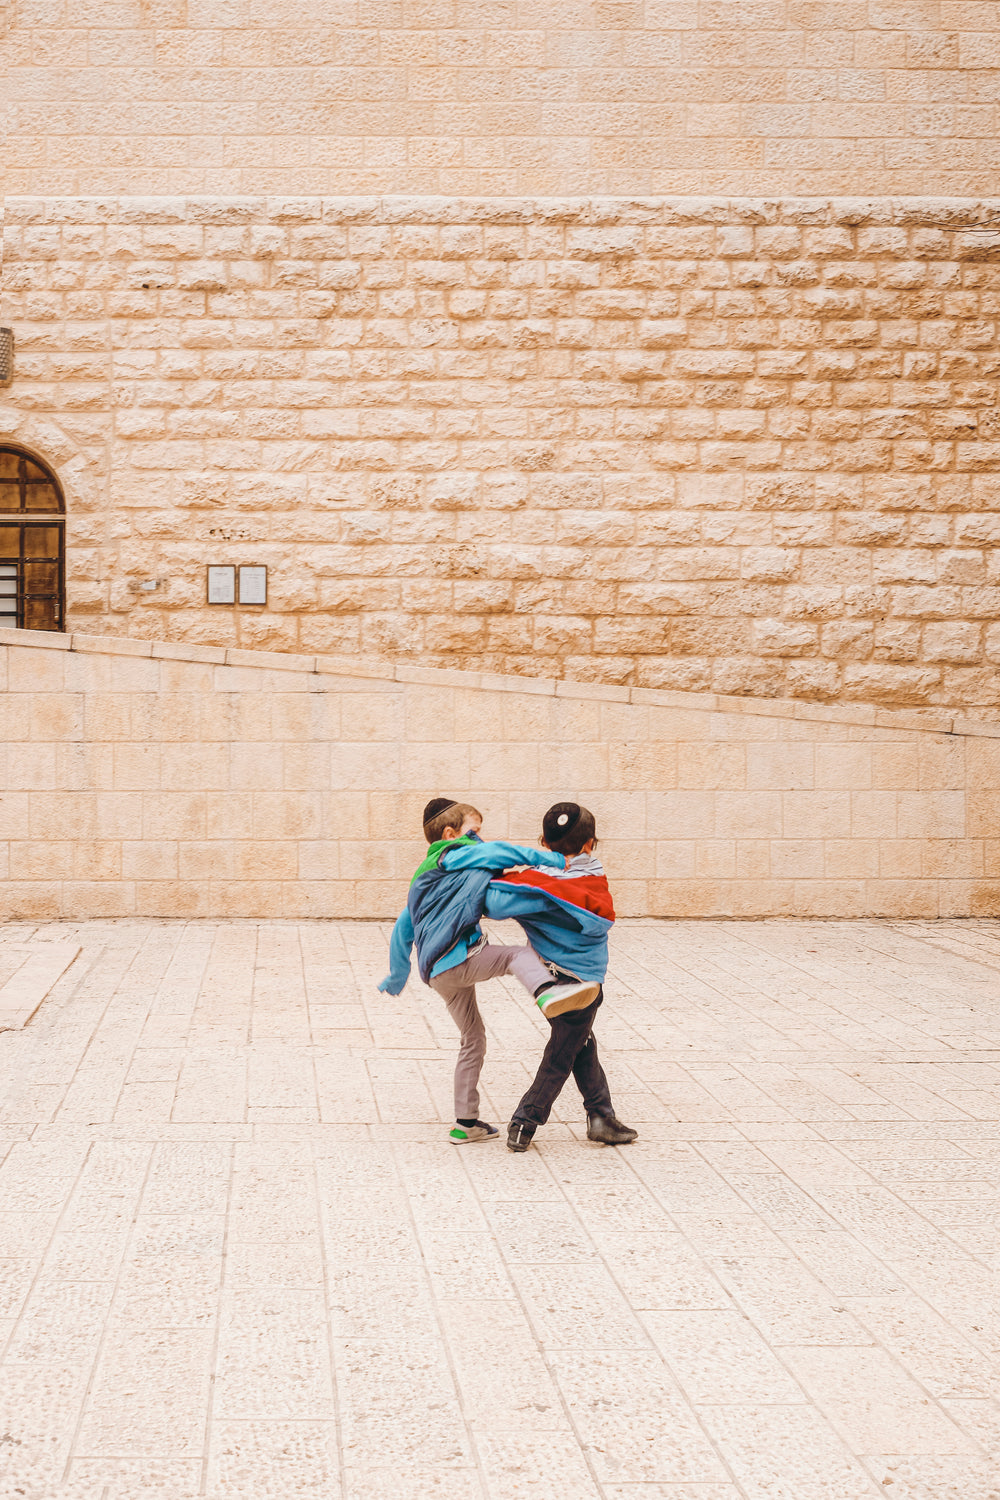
[{"xmin": 378, "ymin": 797, "xmax": 600, "ymax": 1144}]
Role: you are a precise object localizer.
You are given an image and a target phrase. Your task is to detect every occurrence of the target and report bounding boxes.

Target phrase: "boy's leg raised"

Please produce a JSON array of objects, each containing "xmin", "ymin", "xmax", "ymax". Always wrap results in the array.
[
  {"xmin": 462, "ymin": 942, "xmax": 551, "ymax": 995},
  {"xmin": 460, "ymin": 941, "xmax": 599, "ymax": 1015}
]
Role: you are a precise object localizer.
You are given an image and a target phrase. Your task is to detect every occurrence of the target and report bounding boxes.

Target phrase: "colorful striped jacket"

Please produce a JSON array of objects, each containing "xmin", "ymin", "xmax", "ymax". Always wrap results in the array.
[{"xmin": 484, "ymin": 851, "xmax": 615, "ymax": 984}]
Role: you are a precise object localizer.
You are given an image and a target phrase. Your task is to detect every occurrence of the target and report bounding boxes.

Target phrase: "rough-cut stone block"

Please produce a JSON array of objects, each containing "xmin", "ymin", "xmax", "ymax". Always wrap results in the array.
[
  {"xmin": 152, "ymin": 641, "xmax": 228, "ymax": 665},
  {"xmin": 478, "ymin": 673, "xmax": 557, "ymax": 697},
  {"xmin": 72, "ymin": 635, "xmax": 153, "ymax": 658},
  {"xmin": 0, "ymin": 626, "xmax": 70, "ymax": 651},
  {"xmin": 226, "ymin": 649, "xmax": 317, "ymax": 674}
]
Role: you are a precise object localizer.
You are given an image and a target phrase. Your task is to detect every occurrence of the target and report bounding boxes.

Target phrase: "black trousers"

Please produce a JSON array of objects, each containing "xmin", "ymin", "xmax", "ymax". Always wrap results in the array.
[{"xmin": 511, "ymin": 986, "xmax": 613, "ymax": 1130}]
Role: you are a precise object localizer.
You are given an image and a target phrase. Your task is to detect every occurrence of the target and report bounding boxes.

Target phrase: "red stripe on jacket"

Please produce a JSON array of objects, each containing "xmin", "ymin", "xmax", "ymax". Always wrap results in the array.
[{"xmin": 496, "ymin": 869, "xmax": 616, "ymax": 922}]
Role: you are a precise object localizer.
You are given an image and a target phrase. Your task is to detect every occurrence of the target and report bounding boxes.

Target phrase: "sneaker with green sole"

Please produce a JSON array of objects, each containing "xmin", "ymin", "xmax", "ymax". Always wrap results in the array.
[
  {"xmin": 449, "ymin": 1121, "xmax": 499, "ymax": 1144},
  {"xmin": 535, "ymin": 978, "xmax": 600, "ymax": 1017}
]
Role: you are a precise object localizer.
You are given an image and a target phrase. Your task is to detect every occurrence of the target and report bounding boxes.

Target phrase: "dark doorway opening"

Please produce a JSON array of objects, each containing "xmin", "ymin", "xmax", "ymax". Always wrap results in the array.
[{"xmin": 0, "ymin": 446, "xmax": 66, "ymax": 631}]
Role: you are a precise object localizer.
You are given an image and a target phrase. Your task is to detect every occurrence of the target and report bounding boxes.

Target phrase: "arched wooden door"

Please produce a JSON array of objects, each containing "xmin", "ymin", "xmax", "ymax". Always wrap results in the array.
[{"xmin": 0, "ymin": 445, "xmax": 66, "ymax": 631}]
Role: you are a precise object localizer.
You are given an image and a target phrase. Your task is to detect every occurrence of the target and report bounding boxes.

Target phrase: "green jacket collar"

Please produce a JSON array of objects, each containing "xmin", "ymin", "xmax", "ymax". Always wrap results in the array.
[{"xmin": 410, "ymin": 834, "xmax": 477, "ymax": 885}]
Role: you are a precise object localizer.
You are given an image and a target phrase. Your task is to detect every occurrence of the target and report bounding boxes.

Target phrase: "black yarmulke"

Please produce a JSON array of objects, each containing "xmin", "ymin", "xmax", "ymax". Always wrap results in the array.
[
  {"xmin": 423, "ymin": 797, "xmax": 457, "ymax": 825},
  {"xmin": 543, "ymin": 802, "xmax": 580, "ymax": 843}
]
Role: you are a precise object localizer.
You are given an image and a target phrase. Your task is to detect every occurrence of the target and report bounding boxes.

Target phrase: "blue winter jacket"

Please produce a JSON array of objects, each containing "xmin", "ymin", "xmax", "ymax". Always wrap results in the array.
[
  {"xmin": 378, "ymin": 837, "xmax": 565, "ymax": 993},
  {"xmin": 483, "ymin": 881, "xmax": 611, "ymax": 983}
]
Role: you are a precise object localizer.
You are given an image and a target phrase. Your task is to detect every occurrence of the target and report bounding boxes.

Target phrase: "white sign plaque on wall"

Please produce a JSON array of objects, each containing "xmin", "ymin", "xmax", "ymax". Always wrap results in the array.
[
  {"xmin": 207, "ymin": 565, "xmax": 236, "ymax": 605},
  {"xmin": 239, "ymin": 565, "xmax": 267, "ymax": 605}
]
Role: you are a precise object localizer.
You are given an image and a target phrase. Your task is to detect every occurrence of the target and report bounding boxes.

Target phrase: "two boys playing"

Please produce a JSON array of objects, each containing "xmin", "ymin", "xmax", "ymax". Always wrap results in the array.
[{"xmin": 378, "ymin": 797, "xmax": 637, "ymax": 1153}]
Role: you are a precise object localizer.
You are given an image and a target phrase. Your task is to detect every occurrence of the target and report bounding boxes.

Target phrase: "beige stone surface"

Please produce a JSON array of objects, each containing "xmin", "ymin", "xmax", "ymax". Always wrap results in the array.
[
  {"xmin": 4, "ymin": 627, "xmax": 1000, "ymax": 917},
  {"xmin": 0, "ymin": 913, "xmax": 999, "ymax": 1498},
  {"xmin": 3, "ymin": 4, "xmax": 1000, "ymax": 197},
  {"xmin": 0, "ymin": 940, "xmax": 81, "ymax": 1030},
  {"xmin": 4, "ymin": 194, "xmax": 1000, "ymax": 708}
]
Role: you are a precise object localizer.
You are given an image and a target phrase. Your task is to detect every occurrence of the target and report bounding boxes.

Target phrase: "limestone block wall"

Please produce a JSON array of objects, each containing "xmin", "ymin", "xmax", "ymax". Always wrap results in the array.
[
  {"xmin": 1, "ymin": 624, "xmax": 999, "ymax": 920},
  {"xmin": 4, "ymin": 194, "xmax": 1000, "ymax": 711},
  {"xmin": 3, "ymin": 2, "xmax": 1000, "ymax": 197}
]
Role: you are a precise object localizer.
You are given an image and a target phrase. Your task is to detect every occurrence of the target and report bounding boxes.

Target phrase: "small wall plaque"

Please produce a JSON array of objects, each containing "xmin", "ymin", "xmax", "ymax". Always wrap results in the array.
[
  {"xmin": 207, "ymin": 565, "xmax": 236, "ymax": 605},
  {"xmin": 0, "ymin": 328, "xmax": 13, "ymax": 389},
  {"xmin": 239, "ymin": 564, "xmax": 267, "ymax": 605}
]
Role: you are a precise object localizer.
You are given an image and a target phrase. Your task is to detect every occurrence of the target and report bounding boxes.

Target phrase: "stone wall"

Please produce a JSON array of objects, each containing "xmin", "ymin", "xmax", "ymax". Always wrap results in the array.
[
  {"xmin": 3, "ymin": 3, "xmax": 1000, "ymax": 198},
  {"xmin": 4, "ymin": 194, "xmax": 1000, "ymax": 710},
  {"xmin": 2, "ymin": 624, "xmax": 999, "ymax": 920}
]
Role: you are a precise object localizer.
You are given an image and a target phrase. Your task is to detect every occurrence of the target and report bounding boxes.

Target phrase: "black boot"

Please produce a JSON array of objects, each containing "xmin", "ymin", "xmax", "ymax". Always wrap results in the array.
[
  {"xmin": 507, "ymin": 1121, "xmax": 535, "ymax": 1153},
  {"xmin": 586, "ymin": 1113, "xmax": 637, "ymax": 1145}
]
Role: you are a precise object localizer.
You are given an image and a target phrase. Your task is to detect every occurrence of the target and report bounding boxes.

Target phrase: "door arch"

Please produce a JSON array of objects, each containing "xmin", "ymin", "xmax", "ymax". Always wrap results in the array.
[{"xmin": 0, "ymin": 444, "xmax": 66, "ymax": 631}]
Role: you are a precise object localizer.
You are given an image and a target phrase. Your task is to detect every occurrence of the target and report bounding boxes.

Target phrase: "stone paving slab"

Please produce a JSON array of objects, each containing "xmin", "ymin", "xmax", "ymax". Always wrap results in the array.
[
  {"xmin": 0, "ymin": 942, "xmax": 81, "ymax": 1032},
  {"xmin": 0, "ymin": 917, "xmax": 999, "ymax": 1500}
]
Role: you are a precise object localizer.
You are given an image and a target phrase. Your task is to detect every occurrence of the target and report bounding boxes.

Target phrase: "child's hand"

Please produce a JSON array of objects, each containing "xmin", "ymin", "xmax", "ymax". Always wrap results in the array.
[{"xmin": 377, "ymin": 976, "xmax": 403, "ymax": 995}]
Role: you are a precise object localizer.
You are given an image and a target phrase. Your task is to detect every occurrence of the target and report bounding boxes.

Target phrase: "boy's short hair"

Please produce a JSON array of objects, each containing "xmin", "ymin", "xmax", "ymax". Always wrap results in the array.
[
  {"xmin": 423, "ymin": 798, "xmax": 481, "ymax": 844},
  {"xmin": 542, "ymin": 801, "xmax": 596, "ymax": 856}
]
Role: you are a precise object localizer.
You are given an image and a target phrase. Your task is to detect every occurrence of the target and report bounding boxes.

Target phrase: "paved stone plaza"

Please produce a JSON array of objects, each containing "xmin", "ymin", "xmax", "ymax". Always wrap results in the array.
[{"xmin": 1, "ymin": 917, "xmax": 1000, "ymax": 1500}]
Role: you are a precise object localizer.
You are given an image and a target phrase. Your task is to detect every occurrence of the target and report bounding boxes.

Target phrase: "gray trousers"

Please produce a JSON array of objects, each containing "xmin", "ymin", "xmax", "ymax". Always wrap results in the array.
[{"xmin": 429, "ymin": 942, "xmax": 552, "ymax": 1120}]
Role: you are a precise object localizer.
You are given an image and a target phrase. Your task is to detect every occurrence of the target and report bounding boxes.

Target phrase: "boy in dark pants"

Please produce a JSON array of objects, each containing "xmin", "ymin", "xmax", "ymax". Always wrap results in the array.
[
  {"xmin": 509, "ymin": 978, "xmax": 616, "ymax": 1144},
  {"xmin": 489, "ymin": 802, "xmax": 637, "ymax": 1152}
]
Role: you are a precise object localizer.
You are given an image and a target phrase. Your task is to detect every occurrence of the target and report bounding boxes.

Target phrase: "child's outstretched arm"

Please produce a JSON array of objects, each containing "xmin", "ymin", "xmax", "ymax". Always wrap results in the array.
[
  {"xmin": 378, "ymin": 907, "xmax": 415, "ymax": 995},
  {"xmin": 439, "ymin": 840, "xmax": 566, "ymax": 873}
]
